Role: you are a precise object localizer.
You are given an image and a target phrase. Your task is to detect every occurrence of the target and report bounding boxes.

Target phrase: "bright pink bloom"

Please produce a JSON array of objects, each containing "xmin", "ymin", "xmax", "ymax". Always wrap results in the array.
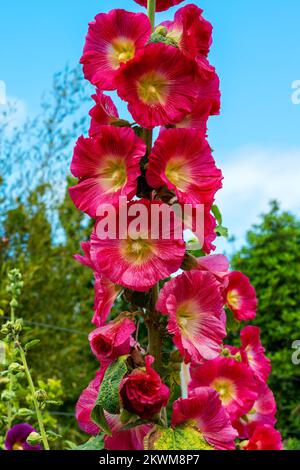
[
  {"xmin": 234, "ymin": 381, "xmax": 277, "ymax": 439},
  {"xmin": 134, "ymin": 0, "xmax": 184, "ymax": 12},
  {"xmin": 161, "ymin": 4, "xmax": 213, "ymax": 58},
  {"xmin": 76, "ymin": 368, "xmax": 106, "ymax": 435},
  {"xmin": 89, "ymin": 91, "xmax": 119, "ymax": 137},
  {"xmin": 116, "ymin": 43, "xmax": 200, "ymax": 128},
  {"xmin": 93, "ymin": 273, "xmax": 122, "ymax": 326},
  {"xmin": 120, "ymin": 356, "xmax": 170, "ymax": 420},
  {"xmin": 90, "ymin": 199, "xmax": 186, "ymax": 292},
  {"xmin": 172, "ymin": 387, "xmax": 237, "ymax": 450},
  {"xmin": 69, "ymin": 127, "xmax": 145, "ymax": 217},
  {"xmin": 240, "ymin": 326, "xmax": 271, "ymax": 383},
  {"xmin": 242, "ymin": 424, "xmax": 283, "ymax": 451},
  {"xmin": 224, "ymin": 271, "xmax": 257, "ymax": 321},
  {"xmin": 190, "ymin": 357, "xmax": 258, "ymax": 421},
  {"xmin": 81, "ymin": 9, "xmax": 151, "ymax": 90},
  {"xmin": 146, "ymin": 128, "xmax": 223, "ymax": 206},
  {"xmin": 89, "ymin": 317, "xmax": 136, "ymax": 362},
  {"xmin": 156, "ymin": 271, "xmax": 226, "ymax": 363}
]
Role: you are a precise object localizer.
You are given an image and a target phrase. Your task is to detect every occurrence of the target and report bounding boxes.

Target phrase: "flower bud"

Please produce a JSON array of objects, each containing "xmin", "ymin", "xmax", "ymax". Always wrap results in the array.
[{"xmin": 26, "ymin": 432, "xmax": 42, "ymax": 446}]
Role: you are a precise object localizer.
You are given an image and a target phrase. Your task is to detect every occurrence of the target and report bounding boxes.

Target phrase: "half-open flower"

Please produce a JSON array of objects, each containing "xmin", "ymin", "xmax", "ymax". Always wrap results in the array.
[
  {"xmin": 224, "ymin": 271, "xmax": 257, "ymax": 321},
  {"xmin": 116, "ymin": 43, "xmax": 200, "ymax": 128},
  {"xmin": 81, "ymin": 9, "xmax": 151, "ymax": 90},
  {"xmin": 89, "ymin": 91, "xmax": 119, "ymax": 137},
  {"xmin": 239, "ymin": 326, "xmax": 271, "ymax": 383},
  {"xmin": 134, "ymin": 0, "xmax": 185, "ymax": 12},
  {"xmin": 5, "ymin": 424, "xmax": 42, "ymax": 451},
  {"xmin": 89, "ymin": 317, "xmax": 136, "ymax": 362},
  {"xmin": 69, "ymin": 127, "xmax": 145, "ymax": 217},
  {"xmin": 160, "ymin": 4, "xmax": 213, "ymax": 58},
  {"xmin": 190, "ymin": 357, "xmax": 258, "ymax": 421},
  {"xmin": 241, "ymin": 424, "xmax": 283, "ymax": 451},
  {"xmin": 120, "ymin": 356, "xmax": 170, "ymax": 420},
  {"xmin": 90, "ymin": 199, "xmax": 186, "ymax": 292},
  {"xmin": 146, "ymin": 128, "xmax": 223, "ymax": 206},
  {"xmin": 93, "ymin": 273, "xmax": 122, "ymax": 326},
  {"xmin": 156, "ymin": 271, "xmax": 226, "ymax": 363},
  {"xmin": 172, "ymin": 387, "xmax": 238, "ymax": 450}
]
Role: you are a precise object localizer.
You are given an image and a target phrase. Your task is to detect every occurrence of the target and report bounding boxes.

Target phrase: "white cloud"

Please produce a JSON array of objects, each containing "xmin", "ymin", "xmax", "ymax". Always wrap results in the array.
[{"xmin": 214, "ymin": 146, "xmax": 300, "ymax": 250}]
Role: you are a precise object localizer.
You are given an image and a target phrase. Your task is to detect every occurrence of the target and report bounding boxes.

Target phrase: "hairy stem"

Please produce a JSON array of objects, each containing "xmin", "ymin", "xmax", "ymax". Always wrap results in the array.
[
  {"xmin": 18, "ymin": 344, "xmax": 50, "ymax": 450},
  {"xmin": 147, "ymin": 0, "xmax": 156, "ymax": 31}
]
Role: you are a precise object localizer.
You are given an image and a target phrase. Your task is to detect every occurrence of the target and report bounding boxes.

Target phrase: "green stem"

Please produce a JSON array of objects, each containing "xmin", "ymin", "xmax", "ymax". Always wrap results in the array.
[
  {"xmin": 18, "ymin": 344, "xmax": 50, "ymax": 450},
  {"xmin": 147, "ymin": 0, "xmax": 156, "ymax": 31},
  {"xmin": 148, "ymin": 284, "xmax": 164, "ymax": 372},
  {"xmin": 7, "ymin": 303, "xmax": 15, "ymax": 430}
]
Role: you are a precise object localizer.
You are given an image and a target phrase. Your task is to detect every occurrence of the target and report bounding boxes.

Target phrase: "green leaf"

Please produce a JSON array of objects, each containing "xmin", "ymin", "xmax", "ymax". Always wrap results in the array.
[
  {"xmin": 215, "ymin": 225, "xmax": 229, "ymax": 238},
  {"xmin": 97, "ymin": 355, "xmax": 128, "ymax": 415},
  {"xmin": 74, "ymin": 434, "xmax": 105, "ymax": 451},
  {"xmin": 212, "ymin": 204, "xmax": 223, "ymax": 226},
  {"xmin": 91, "ymin": 404, "xmax": 111, "ymax": 436},
  {"xmin": 91, "ymin": 356, "xmax": 128, "ymax": 434},
  {"xmin": 144, "ymin": 425, "xmax": 214, "ymax": 451},
  {"xmin": 24, "ymin": 339, "xmax": 41, "ymax": 351}
]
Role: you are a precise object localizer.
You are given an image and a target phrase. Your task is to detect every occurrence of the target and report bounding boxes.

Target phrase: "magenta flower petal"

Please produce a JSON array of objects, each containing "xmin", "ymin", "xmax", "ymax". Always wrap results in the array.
[
  {"xmin": 157, "ymin": 271, "xmax": 226, "ymax": 363},
  {"xmin": 172, "ymin": 387, "xmax": 237, "ymax": 450},
  {"xmin": 5, "ymin": 424, "xmax": 41, "ymax": 451}
]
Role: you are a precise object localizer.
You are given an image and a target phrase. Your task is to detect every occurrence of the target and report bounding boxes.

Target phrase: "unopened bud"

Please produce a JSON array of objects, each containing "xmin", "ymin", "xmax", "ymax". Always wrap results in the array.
[{"xmin": 26, "ymin": 432, "xmax": 42, "ymax": 446}]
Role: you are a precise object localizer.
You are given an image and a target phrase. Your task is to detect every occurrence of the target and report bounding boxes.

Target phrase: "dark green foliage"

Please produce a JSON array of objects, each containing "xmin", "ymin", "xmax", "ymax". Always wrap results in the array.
[{"xmin": 231, "ymin": 201, "xmax": 300, "ymax": 444}]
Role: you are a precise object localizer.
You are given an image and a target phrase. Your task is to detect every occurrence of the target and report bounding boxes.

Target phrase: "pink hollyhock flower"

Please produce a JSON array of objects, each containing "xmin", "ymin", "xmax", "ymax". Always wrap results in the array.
[
  {"xmin": 134, "ymin": 0, "xmax": 185, "ymax": 12},
  {"xmin": 190, "ymin": 357, "xmax": 258, "ymax": 421},
  {"xmin": 89, "ymin": 317, "xmax": 136, "ymax": 362},
  {"xmin": 242, "ymin": 424, "xmax": 283, "ymax": 450},
  {"xmin": 156, "ymin": 271, "xmax": 226, "ymax": 363},
  {"xmin": 104, "ymin": 417, "xmax": 152, "ymax": 450},
  {"xmin": 172, "ymin": 387, "xmax": 238, "ymax": 450},
  {"xmin": 116, "ymin": 43, "xmax": 200, "ymax": 128},
  {"xmin": 239, "ymin": 326, "xmax": 271, "ymax": 383},
  {"xmin": 234, "ymin": 381, "xmax": 277, "ymax": 439},
  {"xmin": 80, "ymin": 9, "xmax": 151, "ymax": 90},
  {"xmin": 69, "ymin": 127, "xmax": 145, "ymax": 217},
  {"xmin": 76, "ymin": 368, "xmax": 107, "ymax": 435},
  {"xmin": 160, "ymin": 4, "xmax": 213, "ymax": 58},
  {"xmin": 146, "ymin": 128, "xmax": 223, "ymax": 206},
  {"xmin": 224, "ymin": 271, "xmax": 257, "ymax": 321},
  {"xmin": 5, "ymin": 424, "xmax": 42, "ymax": 451},
  {"xmin": 93, "ymin": 273, "xmax": 122, "ymax": 327},
  {"xmin": 90, "ymin": 199, "xmax": 186, "ymax": 292},
  {"xmin": 120, "ymin": 356, "xmax": 170, "ymax": 419},
  {"xmin": 89, "ymin": 91, "xmax": 119, "ymax": 137}
]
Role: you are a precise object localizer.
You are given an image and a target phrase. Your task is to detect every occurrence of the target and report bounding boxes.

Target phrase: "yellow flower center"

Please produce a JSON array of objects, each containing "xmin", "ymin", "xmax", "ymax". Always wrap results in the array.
[
  {"xmin": 137, "ymin": 71, "xmax": 169, "ymax": 105},
  {"xmin": 212, "ymin": 378, "xmax": 235, "ymax": 405},
  {"xmin": 176, "ymin": 300, "xmax": 200, "ymax": 338},
  {"xmin": 108, "ymin": 37, "xmax": 135, "ymax": 69},
  {"xmin": 165, "ymin": 158, "xmax": 192, "ymax": 191},
  {"xmin": 99, "ymin": 157, "xmax": 127, "ymax": 192},
  {"xmin": 12, "ymin": 442, "xmax": 24, "ymax": 450},
  {"xmin": 121, "ymin": 237, "xmax": 156, "ymax": 265},
  {"xmin": 227, "ymin": 289, "xmax": 241, "ymax": 310}
]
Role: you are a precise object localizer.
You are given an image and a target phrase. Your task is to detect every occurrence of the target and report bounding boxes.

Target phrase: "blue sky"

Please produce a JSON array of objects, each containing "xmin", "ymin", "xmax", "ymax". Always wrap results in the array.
[{"xmin": 1, "ymin": 0, "xmax": 300, "ymax": 251}]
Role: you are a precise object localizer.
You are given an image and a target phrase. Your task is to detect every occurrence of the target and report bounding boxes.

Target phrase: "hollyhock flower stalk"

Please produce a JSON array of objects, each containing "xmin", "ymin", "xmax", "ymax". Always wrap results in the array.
[{"xmin": 71, "ymin": 0, "xmax": 281, "ymax": 452}]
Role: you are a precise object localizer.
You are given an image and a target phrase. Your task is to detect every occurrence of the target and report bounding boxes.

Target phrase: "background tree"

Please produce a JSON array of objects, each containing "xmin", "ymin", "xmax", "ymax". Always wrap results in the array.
[{"xmin": 231, "ymin": 201, "xmax": 300, "ymax": 446}]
